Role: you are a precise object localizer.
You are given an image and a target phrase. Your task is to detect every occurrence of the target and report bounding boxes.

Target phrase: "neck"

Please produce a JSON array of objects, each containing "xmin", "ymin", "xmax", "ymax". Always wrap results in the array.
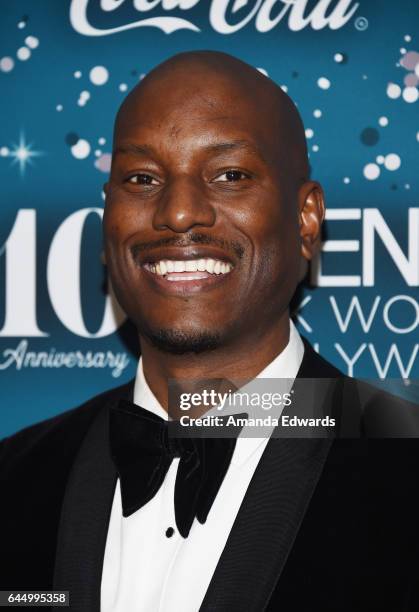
[{"xmin": 139, "ymin": 312, "xmax": 290, "ymax": 412}]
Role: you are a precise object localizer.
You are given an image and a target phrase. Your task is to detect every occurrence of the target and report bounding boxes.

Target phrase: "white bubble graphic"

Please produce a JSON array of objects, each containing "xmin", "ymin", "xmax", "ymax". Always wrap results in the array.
[
  {"xmin": 0, "ymin": 147, "xmax": 10, "ymax": 157},
  {"xmin": 119, "ymin": 83, "xmax": 128, "ymax": 92},
  {"xmin": 305, "ymin": 128, "xmax": 314, "ymax": 139},
  {"xmin": 25, "ymin": 36, "xmax": 39, "ymax": 49},
  {"xmin": 89, "ymin": 66, "xmax": 109, "ymax": 86},
  {"xmin": 378, "ymin": 116, "xmax": 388, "ymax": 127},
  {"xmin": 400, "ymin": 48, "xmax": 407, "ymax": 54},
  {"xmin": 56, "ymin": 104, "xmax": 63, "ymax": 112},
  {"xmin": 17, "ymin": 47, "xmax": 30, "ymax": 61},
  {"xmin": 95, "ymin": 153, "xmax": 112, "ymax": 173},
  {"xmin": 280, "ymin": 85, "xmax": 288, "ymax": 92},
  {"xmin": 386, "ymin": 83, "xmax": 401, "ymax": 99},
  {"xmin": 317, "ymin": 77, "xmax": 331, "ymax": 90},
  {"xmin": 384, "ymin": 153, "xmax": 401, "ymax": 171},
  {"xmin": 17, "ymin": 21, "xmax": 26, "ymax": 29},
  {"xmin": 355, "ymin": 16, "xmax": 368, "ymax": 31},
  {"xmin": 98, "ymin": 137, "xmax": 106, "ymax": 145},
  {"xmin": 0, "ymin": 57, "xmax": 14, "ymax": 72},
  {"xmin": 78, "ymin": 90, "xmax": 90, "ymax": 106},
  {"xmin": 313, "ymin": 109, "xmax": 322, "ymax": 118},
  {"xmin": 257, "ymin": 67, "xmax": 268, "ymax": 76},
  {"xmin": 334, "ymin": 53, "xmax": 344, "ymax": 63},
  {"xmin": 74, "ymin": 70, "xmax": 82, "ymax": 79},
  {"xmin": 376, "ymin": 155, "xmax": 385, "ymax": 164},
  {"xmin": 71, "ymin": 139, "xmax": 91, "ymax": 159},
  {"xmin": 364, "ymin": 163, "xmax": 380, "ymax": 180},
  {"xmin": 402, "ymin": 87, "xmax": 419, "ymax": 103},
  {"xmin": 312, "ymin": 144, "xmax": 319, "ymax": 152},
  {"xmin": 343, "ymin": 177, "xmax": 350, "ymax": 184},
  {"xmin": 404, "ymin": 35, "xmax": 411, "ymax": 42}
]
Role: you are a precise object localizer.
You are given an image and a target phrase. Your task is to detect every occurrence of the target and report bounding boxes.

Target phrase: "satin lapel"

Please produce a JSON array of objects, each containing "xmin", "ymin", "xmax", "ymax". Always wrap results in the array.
[
  {"xmin": 52, "ymin": 385, "xmax": 133, "ymax": 612},
  {"xmin": 200, "ymin": 341, "xmax": 342, "ymax": 612},
  {"xmin": 200, "ymin": 437, "xmax": 332, "ymax": 612}
]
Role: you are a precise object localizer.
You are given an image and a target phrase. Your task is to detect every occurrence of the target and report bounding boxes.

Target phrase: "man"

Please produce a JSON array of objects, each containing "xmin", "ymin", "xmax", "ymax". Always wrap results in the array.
[{"xmin": 1, "ymin": 51, "xmax": 419, "ymax": 612}]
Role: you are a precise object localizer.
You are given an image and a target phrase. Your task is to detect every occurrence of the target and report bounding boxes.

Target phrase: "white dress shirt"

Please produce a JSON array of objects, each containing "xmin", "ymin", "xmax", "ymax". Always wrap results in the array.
[{"xmin": 101, "ymin": 320, "xmax": 304, "ymax": 612}]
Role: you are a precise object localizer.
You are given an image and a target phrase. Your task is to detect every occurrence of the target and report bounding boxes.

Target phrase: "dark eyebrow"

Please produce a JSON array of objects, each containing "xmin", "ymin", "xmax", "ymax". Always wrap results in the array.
[
  {"xmin": 113, "ymin": 139, "xmax": 266, "ymax": 162},
  {"xmin": 203, "ymin": 140, "xmax": 266, "ymax": 162},
  {"xmin": 113, "ymin": 143, "xmax": 154, "ymax": 157}
]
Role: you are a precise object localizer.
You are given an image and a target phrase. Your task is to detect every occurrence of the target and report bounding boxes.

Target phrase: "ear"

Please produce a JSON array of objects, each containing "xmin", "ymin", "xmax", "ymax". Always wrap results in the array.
[
  {"xmin": 298, "ymin": 181, "xmax": 325, "ymax": 261},
  {"xmin": 101, "ymin": 184, "xmax": 108, "ymax": 266}
]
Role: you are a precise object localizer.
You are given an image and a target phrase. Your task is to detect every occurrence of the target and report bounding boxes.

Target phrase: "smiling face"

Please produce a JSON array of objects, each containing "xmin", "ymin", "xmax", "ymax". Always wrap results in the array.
[{"xmin": 104, "ymin": 52, "xmax": 322, "ymax": 354}]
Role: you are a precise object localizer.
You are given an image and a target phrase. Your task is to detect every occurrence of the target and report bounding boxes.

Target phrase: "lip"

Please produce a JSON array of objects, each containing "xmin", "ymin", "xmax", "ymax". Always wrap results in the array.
[
  {"xmin": 130, "ymin": 244, "xmax": 238, "ymax": 295},
  {"xmin": 132, "ymin": 245, "xmax": 236, "ymax": 267},
  {"xmin": 141, "ymin": 265, "xmax": 234, "ymax": 295}
]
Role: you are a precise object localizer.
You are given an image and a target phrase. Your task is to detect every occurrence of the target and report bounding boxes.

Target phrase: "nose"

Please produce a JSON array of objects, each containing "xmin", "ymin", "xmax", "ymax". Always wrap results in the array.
[{"xmin": 152, "ymin": 175, "xmax": 216, "ymax": 233}]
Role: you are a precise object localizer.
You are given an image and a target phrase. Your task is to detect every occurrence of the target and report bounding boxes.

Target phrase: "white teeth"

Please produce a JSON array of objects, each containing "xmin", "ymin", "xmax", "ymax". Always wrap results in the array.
[
  {"xmin": 185, "ymin": 260, "xmax": 198, "ymax": 272},
  {"xmin": 206, "ymin": 259, "xmax": 215, "ymax": 273},
  {"xmin": 174, "ymin": 261, "xmax": 185, "ymax": 272},
  {"xmin": 197, "ymin": 258, "xmax": 206, "ymax": 272},
  {"xmin": 147, "ymin": 258, "xmax": 233, "ymax": 277}
]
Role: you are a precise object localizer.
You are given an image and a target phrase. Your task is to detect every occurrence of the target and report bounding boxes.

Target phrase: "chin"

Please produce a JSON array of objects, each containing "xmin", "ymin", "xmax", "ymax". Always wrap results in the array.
[{"xmin": 141, "ymin": 325, "xmax": 223, "ymax": 355}]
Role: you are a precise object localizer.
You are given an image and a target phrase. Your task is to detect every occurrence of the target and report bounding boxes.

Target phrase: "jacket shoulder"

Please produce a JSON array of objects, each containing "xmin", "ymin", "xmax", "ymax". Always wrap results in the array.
[
  {"xmin": 300, "ymin": 337, "xmax": 419, "ymax": 437},
  {"xmin": 354, "ymin": 378, "xmax": 419, "ymax": 437},
  {"xmin": 0, "ymin": 380, "xmax": 134, "ymax": 476},
  {"xmin": 299, "ymin": 336, "xmax": 344, "ymax": 379},
  {"xmin": 0, "ymin": 381, "xmax": 133, "ymax": 590}
]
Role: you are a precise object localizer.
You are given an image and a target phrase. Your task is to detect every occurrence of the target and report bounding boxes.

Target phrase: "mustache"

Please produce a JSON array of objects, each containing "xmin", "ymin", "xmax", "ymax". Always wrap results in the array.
[{"xmin": 130, "ymin": 233, "xmax": 245, "ymax": 260}]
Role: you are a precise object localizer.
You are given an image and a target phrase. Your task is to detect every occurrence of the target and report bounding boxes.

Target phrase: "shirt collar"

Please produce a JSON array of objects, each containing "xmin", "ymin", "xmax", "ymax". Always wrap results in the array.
[
  {"xmin": 134, "ymin": 359, "xmax": 169, "ymax": 421},
  {"xmin": 230, "ymin": 319, "xmax": 304, "ymax": 466},
  {"xmin": 133, "ymin": 320, "xmax": 305, "ymax": 464}
]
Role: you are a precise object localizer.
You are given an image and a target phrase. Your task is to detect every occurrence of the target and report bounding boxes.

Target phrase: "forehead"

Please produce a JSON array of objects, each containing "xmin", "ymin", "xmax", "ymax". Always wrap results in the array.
[{"xmin": 114, "ymin": 74, "xmax": 281, "ymax": 160}]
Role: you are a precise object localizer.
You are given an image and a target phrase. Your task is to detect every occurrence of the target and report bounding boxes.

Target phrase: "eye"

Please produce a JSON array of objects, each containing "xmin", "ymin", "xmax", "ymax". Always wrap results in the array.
[
  {"xmin": 213, "ymin": 170, "xmax": 250, "ymax": 183},
  {"xmin": 127, "ymin": 173, "xmax": 159, "ymax": 185}
]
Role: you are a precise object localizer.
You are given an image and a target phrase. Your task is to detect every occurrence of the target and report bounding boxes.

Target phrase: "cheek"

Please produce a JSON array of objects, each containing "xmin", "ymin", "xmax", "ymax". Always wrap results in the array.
[
  {"xmin": 244, "ymin": 207, "xmax": 300, "ymax": 295},
  {"xmin": 103, "ymin": 203, "xmax": 137, "ymax": 292},
  {"xmin": 103, "ymin": 195, "xmax": 123, "ymax": 245},
  {"xmin": 103, "ymin": 217, "xmax": 124, "ymax": 276},
  {"xmin": 103, "ymin": 193, "xmax": 146, "ymax": 256},
  {"xmin": 233, "ymin": 192, "xmax": 299, "ymax": 261}
]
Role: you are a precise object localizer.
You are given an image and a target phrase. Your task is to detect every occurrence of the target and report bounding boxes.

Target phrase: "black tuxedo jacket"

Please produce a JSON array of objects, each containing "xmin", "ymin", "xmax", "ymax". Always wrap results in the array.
[{"xmin": 1, "ymin": 339, "xmax": 419, "ymax": 612}]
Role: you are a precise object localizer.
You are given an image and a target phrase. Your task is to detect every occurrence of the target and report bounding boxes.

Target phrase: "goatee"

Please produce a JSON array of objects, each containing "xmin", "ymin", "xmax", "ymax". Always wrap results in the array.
[{"xmin": 143, "ymin": 327, "xmax": 222, "ymax": 355}]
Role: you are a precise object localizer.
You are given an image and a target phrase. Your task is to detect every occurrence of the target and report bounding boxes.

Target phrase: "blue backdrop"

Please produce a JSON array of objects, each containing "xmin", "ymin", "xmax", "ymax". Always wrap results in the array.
[{"xmin": 1, "ymin": 0, "xmax": 418, "ymax": 437}]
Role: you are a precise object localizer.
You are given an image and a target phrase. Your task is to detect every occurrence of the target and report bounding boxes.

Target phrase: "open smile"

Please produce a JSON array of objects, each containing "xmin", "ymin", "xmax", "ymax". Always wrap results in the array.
[
  {"xmin": 142, "ymin": 257, "xmax": 234, "ymax": 294},
  {"xmin": 135, "ymin": 246, "xmax": 236, "ymax": 295},
  {"xmin": 144, "ymin": 257, "xmax": 233, "ymax": 280}
]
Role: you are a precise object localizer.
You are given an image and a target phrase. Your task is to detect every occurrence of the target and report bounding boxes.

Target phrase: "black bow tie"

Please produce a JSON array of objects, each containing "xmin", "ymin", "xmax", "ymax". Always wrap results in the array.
[{"xmin": 109, "ymin": 400, "xmax": 244, "ymax": 538}]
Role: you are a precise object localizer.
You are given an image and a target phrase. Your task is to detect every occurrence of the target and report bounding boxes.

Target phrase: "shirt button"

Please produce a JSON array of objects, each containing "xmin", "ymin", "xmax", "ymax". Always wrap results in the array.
[{"xmin": 166, "ymin": 527, "xmax": 175, "ymax": 538}]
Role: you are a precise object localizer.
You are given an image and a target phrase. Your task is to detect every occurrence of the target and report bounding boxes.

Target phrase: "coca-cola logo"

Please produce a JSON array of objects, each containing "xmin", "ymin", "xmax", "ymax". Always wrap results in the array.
[{"xmin": 70, "ymin": 0, "xmax": 360, "ymax": 36}]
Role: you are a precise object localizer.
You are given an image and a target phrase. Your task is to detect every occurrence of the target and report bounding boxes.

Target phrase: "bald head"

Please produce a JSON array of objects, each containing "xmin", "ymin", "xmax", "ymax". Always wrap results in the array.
[
  {"xmin": 104, "ymin": 50, "xmax": 324, "ymax": 361},
  {"xmin": 113, "ymin": 50, "xmax": 309, "ymax": 183}
]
